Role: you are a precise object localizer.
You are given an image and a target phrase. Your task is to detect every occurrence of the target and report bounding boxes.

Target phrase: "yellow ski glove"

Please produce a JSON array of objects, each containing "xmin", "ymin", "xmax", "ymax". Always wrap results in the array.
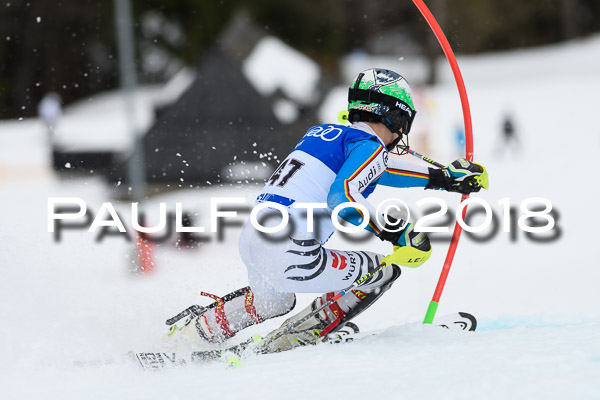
[{"xmin": 380, "ymin": 222, "xmax": 432, "ymax": 268}]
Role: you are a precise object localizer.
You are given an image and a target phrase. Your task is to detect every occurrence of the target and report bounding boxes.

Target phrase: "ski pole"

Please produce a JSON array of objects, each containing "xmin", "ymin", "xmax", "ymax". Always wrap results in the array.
[
  {"xmin": 165, "ymin": 286, "xmax": 251, "ymax": 325},
  {"xmin": 263, "ymin": 261, "xmax": 390, "ymax": 347},
  {"xmin": 401, "ymin": 146, "xmax": 444, "ymax": 168}
]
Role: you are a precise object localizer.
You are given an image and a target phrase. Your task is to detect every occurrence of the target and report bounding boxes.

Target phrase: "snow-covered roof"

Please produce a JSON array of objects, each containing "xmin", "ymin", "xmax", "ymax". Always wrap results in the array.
[
  {"xmin": 242, "ymin": 36, "xmax": 320, "ymax": 105},
  {"xmin": 52, "ymin": 68, "xmax": 195, "ymax": 153}
]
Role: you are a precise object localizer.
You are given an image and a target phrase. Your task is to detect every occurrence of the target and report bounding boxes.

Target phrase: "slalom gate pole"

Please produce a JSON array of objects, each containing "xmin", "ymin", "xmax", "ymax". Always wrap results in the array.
[
  {"xmin": 135, "ymin": 232, "xmax": 155, "ymax": 273},
  {"xmin": 411, "ymin": 0, "xmax": 474, "ymax": 324}
]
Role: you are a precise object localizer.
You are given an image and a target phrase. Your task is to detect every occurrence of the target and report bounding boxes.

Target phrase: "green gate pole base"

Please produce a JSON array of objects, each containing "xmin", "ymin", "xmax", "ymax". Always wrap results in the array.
[{"xmin": 423, "ymin": 301, "xmax": 439, "ymax": 324}]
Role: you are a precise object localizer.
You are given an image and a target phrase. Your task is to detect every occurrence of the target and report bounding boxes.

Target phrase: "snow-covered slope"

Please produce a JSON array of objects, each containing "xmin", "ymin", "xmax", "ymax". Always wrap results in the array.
[{"xmin": 1, "ymin": 35, "xmax": 600, "ymax": 399}]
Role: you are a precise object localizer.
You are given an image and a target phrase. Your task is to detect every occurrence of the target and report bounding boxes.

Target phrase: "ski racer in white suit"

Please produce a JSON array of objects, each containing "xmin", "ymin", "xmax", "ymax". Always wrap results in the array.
[{"xmin": 168, "ymin": 68, "xmax": 488, "ymax": 351}]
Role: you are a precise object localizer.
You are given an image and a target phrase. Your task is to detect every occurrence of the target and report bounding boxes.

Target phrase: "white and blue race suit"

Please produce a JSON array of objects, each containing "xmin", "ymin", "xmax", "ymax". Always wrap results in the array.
[
  {"xmin": 255, "ymin": 121, "xmax": 430, "ymax": 242},
  {"xmin": 197, "ymin": 122, "xmax": 433, "ymax": 341}
]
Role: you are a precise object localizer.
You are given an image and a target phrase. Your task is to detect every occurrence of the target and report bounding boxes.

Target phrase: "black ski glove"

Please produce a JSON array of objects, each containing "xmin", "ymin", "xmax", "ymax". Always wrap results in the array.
[
  {"xmin": 426, "ymin": 158, "xmax": 489, "ymax": 194},
  {"xmin": 377, "ymin": 216, "xmax": 431, "ymax": 252}
]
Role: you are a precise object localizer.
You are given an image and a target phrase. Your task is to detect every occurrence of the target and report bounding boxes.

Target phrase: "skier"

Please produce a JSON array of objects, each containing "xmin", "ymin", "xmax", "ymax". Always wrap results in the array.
[
  {"xmin": 168, "ymin": 68, "xmax": 488, "ymax": 351},
  {"xmin": 497, "ymin": 112, "xmax": 522, "ymax": 156}
]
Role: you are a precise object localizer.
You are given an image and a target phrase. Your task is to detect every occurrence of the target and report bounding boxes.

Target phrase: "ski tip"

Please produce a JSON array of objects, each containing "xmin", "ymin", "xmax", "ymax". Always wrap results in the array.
[
  {"xmin": 434, "ymin": 312, "xmax": 477, "ymax": 332},
  {"xmin": 458, "ymin": 312, "xmax": 477, "ymax": 331}
]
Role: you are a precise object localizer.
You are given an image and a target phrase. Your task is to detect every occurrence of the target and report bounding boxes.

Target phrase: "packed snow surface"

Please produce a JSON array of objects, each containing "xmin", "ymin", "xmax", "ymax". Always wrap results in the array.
[{"xmin": 1, "ymin": 35, "xmax": 600, "ymax": 399}]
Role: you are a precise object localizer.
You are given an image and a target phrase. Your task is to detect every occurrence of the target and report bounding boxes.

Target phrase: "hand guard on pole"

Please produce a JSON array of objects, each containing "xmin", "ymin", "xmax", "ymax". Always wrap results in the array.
[
  {"xmin": 377, "ymin": 217, "xmax": 432, "ymax": 268},
  {"xmin": 426, "ymin": 158, "xmax": 489, "ymax": 194}
]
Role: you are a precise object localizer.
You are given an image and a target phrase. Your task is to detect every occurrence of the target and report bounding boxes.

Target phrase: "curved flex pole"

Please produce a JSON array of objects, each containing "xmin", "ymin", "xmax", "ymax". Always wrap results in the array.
[{"xmin": 411, "ymin": 0, "xmax": 474, "ymax": 324}]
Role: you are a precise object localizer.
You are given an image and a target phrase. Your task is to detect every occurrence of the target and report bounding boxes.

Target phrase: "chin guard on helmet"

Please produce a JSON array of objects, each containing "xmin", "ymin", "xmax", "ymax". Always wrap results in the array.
[{"xmin": 388, "ymin": 132, "xmax": 409, "ymax": 155}]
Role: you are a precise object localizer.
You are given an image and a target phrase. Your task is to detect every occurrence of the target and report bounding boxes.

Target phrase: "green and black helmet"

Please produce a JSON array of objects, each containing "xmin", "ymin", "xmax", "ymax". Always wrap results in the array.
[{"xmin": 348, "ymin": 68, "xmax": 417, "ymax": 151}]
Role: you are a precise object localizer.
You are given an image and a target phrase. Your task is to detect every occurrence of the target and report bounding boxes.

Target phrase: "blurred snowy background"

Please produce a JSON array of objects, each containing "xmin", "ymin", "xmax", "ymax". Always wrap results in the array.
[{"xmin": 1, "ymin": 1, "xmax": 600, "ymax": 399}]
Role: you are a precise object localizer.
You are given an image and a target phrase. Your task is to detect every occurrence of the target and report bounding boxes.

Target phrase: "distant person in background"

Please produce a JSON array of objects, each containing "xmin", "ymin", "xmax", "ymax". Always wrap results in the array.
[
  {"xmin": 37, "ymin": 92, "xmax": 62, "ymax": 145},
  {"xmin": 498, "ymin": 112, "xmax": 521, "ymax": 157}
]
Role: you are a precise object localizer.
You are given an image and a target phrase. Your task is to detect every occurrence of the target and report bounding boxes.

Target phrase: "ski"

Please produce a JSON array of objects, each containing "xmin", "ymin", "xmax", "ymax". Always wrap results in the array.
[
  {"xmin": 436, "ymin": 311, "xmax": 477, "ymax": 331},
  {"xmin": 325, "ymin": 312, "xmax": 477, "ymax": 344},
  {"xmin": 131, "ymin": 312, "xmax": 476, "ymax": 370},
  {"xmin": 134, "ymin": 348, "xmax": 232, "ymax": 370},
  {"xmin": 133, "ymin": 324, "xmax": 359, "ymax": 370}
]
